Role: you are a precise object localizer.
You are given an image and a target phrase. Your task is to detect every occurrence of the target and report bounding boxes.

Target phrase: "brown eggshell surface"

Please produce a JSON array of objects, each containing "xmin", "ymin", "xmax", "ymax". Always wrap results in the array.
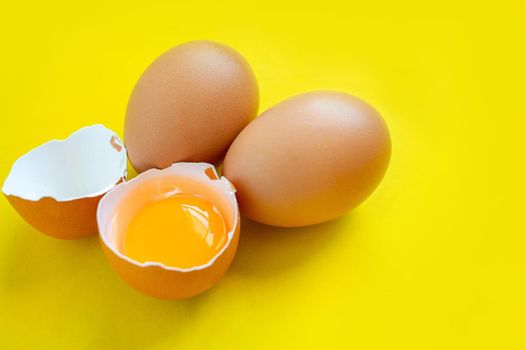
[
  {"xmin": 6, "ymin": 194, "xmax": 103, "ymax": 239},
  {"xmin": 125, "ymin": 40, "xmax": 259, "ymax": 173},
  {"xmin": 222, "ymin": 91, "xmax": 391, "ymax": 227}
]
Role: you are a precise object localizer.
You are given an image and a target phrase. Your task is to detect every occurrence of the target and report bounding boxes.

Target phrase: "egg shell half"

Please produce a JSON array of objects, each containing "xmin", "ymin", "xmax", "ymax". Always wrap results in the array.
[
  {"xmin": 125, "ymin": 40, "xmax": 259, "ymax": 173},
  {"xmin": 2, "ymin": 125, "xmax": 127, "ymax": 239},
  {"xmin": 97, "ymin": 163, "xmax": 240, "ymax": 299},
  {"xmin": 223, "ymin": 91, "xmax": 391, "ymax": 227}
]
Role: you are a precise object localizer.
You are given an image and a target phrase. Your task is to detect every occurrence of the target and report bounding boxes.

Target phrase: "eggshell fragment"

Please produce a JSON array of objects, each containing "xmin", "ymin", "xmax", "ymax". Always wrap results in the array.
[
  {"xmin": 97, "ymin": 163, "xmax": 240, "ymax": 299},
  {"xmin": 2, "ymin": 125, "xmax": 127, "ymax": 239},
  {"xmin": 223, "ymin": 91, "xmax": 391, "ymax": 227},
  {"xmin": 125, "ymin": 40, "xmax": 259, "ymax": 173}
]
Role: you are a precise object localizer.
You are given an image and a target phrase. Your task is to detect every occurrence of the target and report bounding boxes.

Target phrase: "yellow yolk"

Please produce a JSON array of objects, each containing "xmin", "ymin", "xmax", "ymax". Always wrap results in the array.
[{"xmin": 123, "ymin": 194, "xmax": 228, "ymax": 268}]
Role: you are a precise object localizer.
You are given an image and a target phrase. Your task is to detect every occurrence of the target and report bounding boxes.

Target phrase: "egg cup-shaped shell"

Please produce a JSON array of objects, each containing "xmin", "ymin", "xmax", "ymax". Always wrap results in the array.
[
  {"xmin": 2, "ymin": 125, "xmax": 127, "ymax": 239},
  {"xmin": 223, "ymin": 91, "xmax": 391, "ymax": 227},
  {"xmin": 97, "ymin": 163, "xmax": 240, "ymax": 299},
  {"xmin": 125, "ymin": 40, "xmax": 259, "ymax": 173}
]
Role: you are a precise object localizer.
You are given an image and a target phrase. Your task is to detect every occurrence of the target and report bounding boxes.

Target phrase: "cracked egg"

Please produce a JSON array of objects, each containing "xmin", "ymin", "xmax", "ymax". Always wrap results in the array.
[
  {"xmin": 2, "ymin": 125, "xmax": 127, "ymax": 239},
  {"xmin": 97, "ymin": 162, "xmax": 240, "ymax": 299}
]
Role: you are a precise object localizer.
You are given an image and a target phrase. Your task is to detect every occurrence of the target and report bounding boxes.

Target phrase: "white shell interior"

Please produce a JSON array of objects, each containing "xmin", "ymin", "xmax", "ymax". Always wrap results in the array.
[
  {"xmin": 2, "ymin": 124, "xmax": 127, "ymax": 201},
  {"xmin": 97, "ymin": 163, "xmax": 239, "ymax": 272}
]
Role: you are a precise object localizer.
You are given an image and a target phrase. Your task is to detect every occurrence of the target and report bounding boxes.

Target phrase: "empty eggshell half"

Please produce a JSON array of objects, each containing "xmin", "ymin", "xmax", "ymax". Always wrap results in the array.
[
  {"xmin": 97, "ymin": 162, "xmax": 240, "ymax": 299},
  {"xmin": 2, "ymin": 125, "xmax": 127, "ymax": 239}
]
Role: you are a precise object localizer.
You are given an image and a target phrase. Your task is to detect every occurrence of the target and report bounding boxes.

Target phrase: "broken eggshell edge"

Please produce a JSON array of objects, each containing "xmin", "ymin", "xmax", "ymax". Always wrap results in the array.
[
  {"xmin": 96, "ymin": 162, "xmax": 240, "ymax": 299},
  {"xmin": 2, "ymin": 124, "xmax": 127, "ymax": 239}
]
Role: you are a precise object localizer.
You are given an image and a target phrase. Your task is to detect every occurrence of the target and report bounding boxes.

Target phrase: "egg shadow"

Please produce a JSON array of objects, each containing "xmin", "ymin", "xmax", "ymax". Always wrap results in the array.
[
  {"xmin": 2, "ymin": 202, "xmax": 352, "ymax": 349},
  {"xmin": 1, "ymin": 216, "xmax": 211, "ymax": 350},
  {"xmin": 230, "ymin": 214, "xmax": 353, "ymax": 278},
  {"xmin": 87, "ymin": 287, "xmax": 210, "ymax": 350},
  {"xmin": 0, "ymin": 219, "xmax": 99, "ymax": 293}
]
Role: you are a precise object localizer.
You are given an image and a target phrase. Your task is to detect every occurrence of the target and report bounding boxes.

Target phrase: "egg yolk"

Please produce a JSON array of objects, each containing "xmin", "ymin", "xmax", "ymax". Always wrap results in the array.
[{"xmin": 122, "ymin": 194, "xmax": 228, "ymax": 268}]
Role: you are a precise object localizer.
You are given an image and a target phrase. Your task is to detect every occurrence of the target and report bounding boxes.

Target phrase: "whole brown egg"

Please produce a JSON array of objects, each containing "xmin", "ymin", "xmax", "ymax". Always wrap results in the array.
[
  {"xmin": 222, "ymin": 91, "xmax": 391, "ymax": 227},
  {"xmin": 125, "ymin": 40, "xmax": 259, "ymax": 173}
]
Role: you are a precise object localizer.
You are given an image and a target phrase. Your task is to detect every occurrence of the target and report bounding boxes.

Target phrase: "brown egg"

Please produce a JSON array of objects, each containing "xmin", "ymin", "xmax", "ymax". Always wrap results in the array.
[
  {"xmin": 222, "ymin": 91, "xmax": 391, "ymax": 227},
  {"xmin": 125, "ymin": 40, "xmax": 259, "ymax": 173}
]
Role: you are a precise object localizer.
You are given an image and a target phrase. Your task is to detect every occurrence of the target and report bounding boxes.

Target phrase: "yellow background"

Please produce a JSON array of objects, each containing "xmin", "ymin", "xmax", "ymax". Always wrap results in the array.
[{"xmin": 1, "ymin": 1, "xmax": 524, "ymax": 349}]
